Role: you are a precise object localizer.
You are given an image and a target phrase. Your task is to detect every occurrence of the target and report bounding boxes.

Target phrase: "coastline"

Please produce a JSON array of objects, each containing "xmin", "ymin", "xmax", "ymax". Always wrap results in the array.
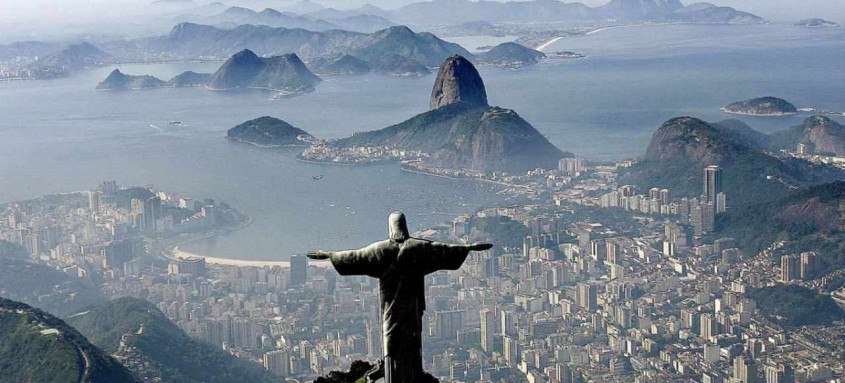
[
  {"xmin": 172, "ymin": 247, "xmax": 332, "ymax": 268},
  {"xmin": 295, "ymin": 154, "xmax": 395, "ymax": 167},
  {"xmin": 720, "ymin": 107, "xmax": 798, "ymax": 117},
  {"xmin": 399, "ymin": 163, "xmax": 527, "ymax": 189}
]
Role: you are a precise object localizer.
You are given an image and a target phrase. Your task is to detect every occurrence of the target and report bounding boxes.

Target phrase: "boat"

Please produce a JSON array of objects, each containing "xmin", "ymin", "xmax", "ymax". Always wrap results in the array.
[{"xmin": 313, "ymin": 175, "xmax": 323, "ymax": 181}]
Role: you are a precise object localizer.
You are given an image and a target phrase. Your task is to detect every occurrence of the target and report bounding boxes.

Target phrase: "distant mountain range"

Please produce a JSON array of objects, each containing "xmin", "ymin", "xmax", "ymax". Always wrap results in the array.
[
  {"xmin": 336, "ymin": 55, "xmax": 569, "ymax": 172},
  {"xmin": 0, "ymin": 298, "xmax": 140, "ymax": 383},
  {"xmin": 18, "ymin": 42, "xmax": 114, "ymax": 79},
  {"xmin": 67, "ymin": 297, "xmax": 278, "ymax": 383},
  {"xmin": 620, "ymin": 116, "xmax": 845, "ymax": 206},
  {"xmin": 381, "ymin": 0, "xmax": 764, "ymax": 26},
  {"xmin": 103, "ymin": 23, "xmax": 471, "ymax": 76},
  {"xmin": 197, "ymin": 5, "xmax": 396, "ymax": 33}
]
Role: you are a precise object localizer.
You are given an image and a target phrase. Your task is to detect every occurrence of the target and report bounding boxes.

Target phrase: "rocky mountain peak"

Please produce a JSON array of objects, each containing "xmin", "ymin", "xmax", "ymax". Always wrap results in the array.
[{"xmin": 430, "ymin": 55, "xmax": 488, "ymax": 110}]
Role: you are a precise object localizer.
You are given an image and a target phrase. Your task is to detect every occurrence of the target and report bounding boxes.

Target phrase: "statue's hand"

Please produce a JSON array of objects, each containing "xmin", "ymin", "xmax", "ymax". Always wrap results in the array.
[
  {"xmin": 306, "ymin": 250, "xmax": 330, "ymax": 260},
  {"xmin": 469, "ymin": 242, "xmax": 493, "ymax": 251}
]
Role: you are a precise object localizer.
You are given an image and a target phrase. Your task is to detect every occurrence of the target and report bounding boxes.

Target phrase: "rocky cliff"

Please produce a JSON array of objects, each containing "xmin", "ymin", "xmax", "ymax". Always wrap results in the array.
[
  {"xmin": 770, "ymin": 116, "xmax": 845, "ymax": 156},
  {"xmin": 338, "ymin": 55, "xmax": 567, "ymax": 172},
  {"xmin": 620, "ymin": 117, "xmax": 844, "ymax": 205},
  {"xmin": 207, "ymin": 49, "xmax": 320, "ymax": 92},
  {"xmin": 430, "ymin": 55, "xmax": 488, "ymax": 110}
]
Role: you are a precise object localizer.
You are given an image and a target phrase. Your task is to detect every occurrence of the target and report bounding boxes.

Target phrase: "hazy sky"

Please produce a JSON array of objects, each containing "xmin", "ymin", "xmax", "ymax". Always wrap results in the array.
[{"xmin": 0, "ymin": 0, "xmax": 842, "ymax": 39}]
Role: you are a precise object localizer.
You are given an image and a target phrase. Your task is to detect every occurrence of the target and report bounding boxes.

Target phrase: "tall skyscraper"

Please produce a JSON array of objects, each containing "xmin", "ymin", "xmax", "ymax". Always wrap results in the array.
[
  {"xmin": 704, "ymin": 165, "xmax": 723, "ymax": 205},
  {"xmin": 702, "ymin": 202, "xmax": 716, "ymax": 233},
  {"xmin": 502, "ymin": 336, "xmax": 519, "ymax": 365},
  {"xmin": 700, "ymin": 313, "xmax": 718, "ymax": 341},
  {"xmin": 263, "ymin": 349, "xmax": 290, "ymax": 377},
  {"xmin": 88, "ymin": 190, "xmax": 100, "ymax": 212},
  {"xmin": 780, "ymin": 255, "xmax": 800, "ymax": 282},
  {"xmin": 732, "ymin": 356, "xmax": 758, "ymax": 383},
  {"xmin": 716, "ymin": 192, "xmax": 727, "ymax": 213},
  {"xmin": 289, "ymin": 254, "xmax": 307, "ymax": 287},
  {"xmin": 765, "ymin": 363, "xmax": 794, "ymax": 383},
  {"xmin": 800, "ymin": 252, "xmax": 820, "ymax": 280},
  {"xmin": 577, "ymin": 282, "xmax": 598, "ymax": 311},
  {"xmin": 480, "ymin": 309, "xmax": 495, "ymax": 353},
  {"xmin": 435, "ymin": 310, "xmax": 464, "ymax": 340}
]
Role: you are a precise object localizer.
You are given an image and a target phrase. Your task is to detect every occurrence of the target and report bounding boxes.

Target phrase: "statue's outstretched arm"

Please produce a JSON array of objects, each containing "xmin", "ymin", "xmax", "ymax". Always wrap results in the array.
[
  {"xmin": 423, "ymin": 241, "xmax": 493, "ymax": 273},
  {"xmin": 308, "ymin": 241, "xmax": 391, "ymax": 277}
]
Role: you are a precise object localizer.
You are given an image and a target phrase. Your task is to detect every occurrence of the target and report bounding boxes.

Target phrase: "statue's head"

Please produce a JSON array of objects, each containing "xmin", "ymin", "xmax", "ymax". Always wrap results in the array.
[{"xmin": 388, "ymin": 211, "xmax": 409, "ymax": 243}]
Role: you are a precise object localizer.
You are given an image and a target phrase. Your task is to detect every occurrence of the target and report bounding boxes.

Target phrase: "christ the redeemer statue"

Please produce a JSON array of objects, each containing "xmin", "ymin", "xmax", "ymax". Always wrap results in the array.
[{"xmin": 307, "ymin": 211, "xmax": 492, "ymax": 383}]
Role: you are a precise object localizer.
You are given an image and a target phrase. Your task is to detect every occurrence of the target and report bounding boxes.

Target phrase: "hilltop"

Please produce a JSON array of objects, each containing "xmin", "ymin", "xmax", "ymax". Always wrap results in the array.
[
  {"xmin": 713, "ymin": 181, "xmax": 845, "ymax": 276},
  {"xmin": 620, "ymin": 117, "xmax": 844, "ymax": 206},
  {"xmin": 227, "ymin": 116, "xmax": 314, "ymax": 146},
  {"xmin": 0, "ymin": 298, "xmax": 139, "ymax": 383},
  {"xmin": 96, "ymin": 69, "xmax": 167, "ymax": 90},
  {"xmin": 107, "ymin": 24, "xmax": 469, "ymax": 76},
  {"xmin": 336, "ymin": 55, "xmax": 568, "ymax": 172},
  {"xmin": 477, "ymin": 42, "xmax": 546, "ymax": 67},
  {"xmin": 723, "ymin": 96, "xmax": 798, "ymax": 116},
  {"xmin": 770, "ymin": 116, "xmax": 845, "ymax": 156},
  {"xmin": 207, "ymin": 50, "xmax": 320, "ymax": 93},
  {"xmin": 28, "ymin": 42, "xmax": 113, "ymax": 79},
  {"xmin": 66, "ymin": 297, "xmax": 278, "ymax": 383},
  {"xmin": 386, "ymin": 0, "xmax": 763, "ymax": 25}
]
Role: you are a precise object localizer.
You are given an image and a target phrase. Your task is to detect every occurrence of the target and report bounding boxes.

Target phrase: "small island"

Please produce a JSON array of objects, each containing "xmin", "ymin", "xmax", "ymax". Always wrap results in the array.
[
  {"xmin": 97, "ymin": 69, "xmax": 213, "ymax": 90},
  {"xmin": 722, "ymin": 96, "xmax": 798, "ymax": 116},
  {"xmin": 476, "ymin": 42, "xmax": 546, "ymax": 67},
  {"xmin": 207, "ymin": 50, "xmax": 321, "ymax": 95},
  {"xmin": 96, "ymin": 69, "xmax": 167, "ymax": 90},
  {"xmin": 795, "ymin": 18, "xmax": 840, "ymax": 28},
  {"xmin": 227, "ymin": 116, "xmax": 315, "ymax": 147}
]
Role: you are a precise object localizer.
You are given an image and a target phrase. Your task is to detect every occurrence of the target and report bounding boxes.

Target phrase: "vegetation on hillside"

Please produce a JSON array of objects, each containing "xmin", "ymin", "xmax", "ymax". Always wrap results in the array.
[
  {"xmin": 468, "ymin": 216, "xmax": 531, "ymax": 249},
  {"xmin": 67, "ymin": 297, "xmax": 277, "ymax": 383},
  {"xmin": 0, "ymin": 240, "xmax": 28, "ymax": 260},
  {"xmin": 714, "ymin": 181, "xmax": 845, "ymax": 276},
  {"xmin": 748, "ymin": 285, "xmax": 845, "ymax": 328},
  {"xmin": 0, "ymin": 298, "xmax": 139, "ymax": 383}
]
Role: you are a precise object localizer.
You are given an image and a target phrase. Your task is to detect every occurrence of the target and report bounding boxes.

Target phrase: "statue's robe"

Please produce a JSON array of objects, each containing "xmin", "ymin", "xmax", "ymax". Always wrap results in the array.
[{"xmin": 329, "ymin": 238, "xmax": 471, "ymax": 383}]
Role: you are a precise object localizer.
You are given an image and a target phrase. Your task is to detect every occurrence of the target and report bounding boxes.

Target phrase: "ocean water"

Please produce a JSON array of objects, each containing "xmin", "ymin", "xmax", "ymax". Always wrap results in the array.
[{"xmin": 0, "ymin": 23, "xmax": 843, "ymax": 260}]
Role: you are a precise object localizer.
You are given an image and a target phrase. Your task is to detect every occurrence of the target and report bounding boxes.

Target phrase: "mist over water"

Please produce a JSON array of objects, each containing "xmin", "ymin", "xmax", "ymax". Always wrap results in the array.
[{"xmin": 1, "ymin": 23, "xmax": 843, "ymax": 260}]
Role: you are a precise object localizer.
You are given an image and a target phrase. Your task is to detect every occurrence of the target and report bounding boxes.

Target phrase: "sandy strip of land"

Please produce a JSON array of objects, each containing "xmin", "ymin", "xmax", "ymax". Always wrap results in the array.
[{"xmin": 172, "ymin": 247, "xmax": 332, "ymax": 268}]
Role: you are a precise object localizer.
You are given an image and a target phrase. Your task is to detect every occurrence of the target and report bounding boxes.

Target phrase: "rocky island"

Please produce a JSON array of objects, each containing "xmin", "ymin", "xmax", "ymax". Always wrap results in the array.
[
  {"xmin": 722, "ymin": 96, "xmax": 798, "ymax": 116},
  {"xmin": 97, "ymin": 69, "xmax": 168, "ymax": 90},
  {"xmin": 476, "ymin": 42, "xmax": 546, "ymax": 67},
  {"xmin": 227, "ymin": 116, "xmax": 314, "ymax": 147},
  {"xmin": 97, "ymin": 69, "xmax": 215, "ymax": 90},
  {"xmin": 207, "ymin": 50, "xmax": 321, "ymax": 96},
  {"xmin": 304, "ymin": 55, "xmax": 569, "ymax": 173},
  {"xmin": 795, "ymin": 18, "xmax": 840, "ymax": 28},
  {"xmin": 97, "ymin": 50, "xmax": 320, "ymax": 97}
]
